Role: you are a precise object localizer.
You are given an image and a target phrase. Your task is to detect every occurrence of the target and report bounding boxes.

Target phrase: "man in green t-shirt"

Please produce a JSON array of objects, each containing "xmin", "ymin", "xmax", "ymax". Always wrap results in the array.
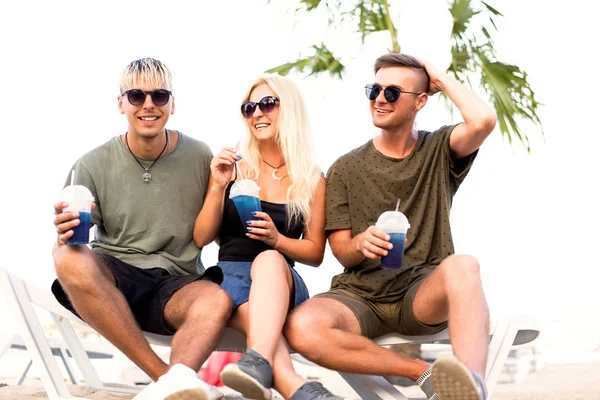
[
  {"xmin": 52, "ymin": 58, "xmax": 231, "ymax": 400},
  {"xmin": 285, "ymin": 53, "xmax": 497, "ymax": 400}
]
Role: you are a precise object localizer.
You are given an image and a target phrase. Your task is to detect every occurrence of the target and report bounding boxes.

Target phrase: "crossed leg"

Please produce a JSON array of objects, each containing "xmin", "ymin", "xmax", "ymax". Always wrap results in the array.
[
  {"xmin": 285, "ymin": 254, "xmax": 489, "ymax": 379},
  {"xmin": 284, "ymin": 296, "xmax": 430, "ymax": 381},
  {"xmin": 224, "ymin": 250, "xmax": 308, "ymax": 399}
]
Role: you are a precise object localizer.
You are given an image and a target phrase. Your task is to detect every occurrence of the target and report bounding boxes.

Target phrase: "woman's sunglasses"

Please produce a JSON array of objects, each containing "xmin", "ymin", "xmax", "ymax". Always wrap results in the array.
[
  {"xmin": 365, "ymin": 83, "xmax": 422, "ymax": 103},
  {"xmin": 241, "ymin": 96, "xmax": 279, "ymax": 119},
  {"xmin": 121, "ymin": 89, "xmax": 172, "ymax": 107}
]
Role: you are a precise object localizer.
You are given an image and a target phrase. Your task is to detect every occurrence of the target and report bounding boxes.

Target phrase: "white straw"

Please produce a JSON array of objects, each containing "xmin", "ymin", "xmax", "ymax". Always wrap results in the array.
[
  {"xmin": 395, "ymin": 198, "xmax": 400, "ymax": 212},
  {"xmin": 70, "ymin": 169, "xmax": 75, "ymax": 186},
  {"xmin": 234, "ymin": 140, "xmax": 244, "ymax": 180}
]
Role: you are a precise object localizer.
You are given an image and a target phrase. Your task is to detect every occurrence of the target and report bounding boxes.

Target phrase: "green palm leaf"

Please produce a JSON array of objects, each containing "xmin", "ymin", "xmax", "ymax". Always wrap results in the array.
[
  {"xmin": 448, "ymin": 0, "xmax": 542, "ymax": 149},
  {"xmin": 266, "ymin": 43, "xmax": 345, "ymax": 79}
]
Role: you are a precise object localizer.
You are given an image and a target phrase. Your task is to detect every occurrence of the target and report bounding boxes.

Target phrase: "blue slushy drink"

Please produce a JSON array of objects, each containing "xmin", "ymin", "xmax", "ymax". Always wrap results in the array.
[
  {"xmin": 376, "ymin": 209, "xmax": 410, "ymax": 270},
  {"xmin": 60, "ymin": 185, "xmax": 94, "ymax": 245},
  {"xmin": 231, "ymin": 195, "xmax": 262, "ymax": 226},
  {"xmin": 69, "ymin": 211, "xmax": 91, "ymax": 244},
  {"xmin": 229, "ymin": 179, "xmax": 262, "ymax": 226}
]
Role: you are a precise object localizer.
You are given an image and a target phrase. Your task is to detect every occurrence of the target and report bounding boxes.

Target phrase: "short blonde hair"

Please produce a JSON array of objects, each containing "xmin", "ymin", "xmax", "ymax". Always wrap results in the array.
[
  {"xmin": 240, "ymin": 75, "xmax": 321, "ymax": 230},
  {"xmin": 119, "ymin": 58, "xmax": 173, "ymax": 93}
]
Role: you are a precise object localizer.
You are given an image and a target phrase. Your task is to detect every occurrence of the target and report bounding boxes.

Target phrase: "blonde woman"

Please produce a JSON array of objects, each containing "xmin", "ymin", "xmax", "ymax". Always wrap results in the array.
[{"xmin": 193, "ymin": 75, "xmax": 342, "ymax": 400}]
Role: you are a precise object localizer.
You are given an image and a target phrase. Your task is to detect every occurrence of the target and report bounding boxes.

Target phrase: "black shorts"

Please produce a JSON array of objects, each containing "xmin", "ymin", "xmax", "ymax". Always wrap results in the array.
[{"xmin": 51, "ymin": 253, "xmax": 223, "ymax": 335}]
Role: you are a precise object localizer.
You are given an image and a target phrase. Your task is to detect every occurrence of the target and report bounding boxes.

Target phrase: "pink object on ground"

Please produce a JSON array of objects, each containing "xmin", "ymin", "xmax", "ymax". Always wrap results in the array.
[{"xmin": 199, "ymin": 351, "xmax": 243, "ymax": 386}]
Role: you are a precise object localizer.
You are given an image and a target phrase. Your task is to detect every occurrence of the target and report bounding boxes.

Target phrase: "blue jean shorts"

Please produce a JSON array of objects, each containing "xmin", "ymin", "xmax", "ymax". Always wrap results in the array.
[{"xmin": 217, "ymin": 260, "xmax": 310, "ymax": 310}]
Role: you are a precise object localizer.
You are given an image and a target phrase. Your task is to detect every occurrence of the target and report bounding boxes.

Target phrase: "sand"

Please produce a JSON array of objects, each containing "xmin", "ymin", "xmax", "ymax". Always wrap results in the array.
[{"xmin": 1, "ymin": 361, "xmax": 599, "ymax": 399}]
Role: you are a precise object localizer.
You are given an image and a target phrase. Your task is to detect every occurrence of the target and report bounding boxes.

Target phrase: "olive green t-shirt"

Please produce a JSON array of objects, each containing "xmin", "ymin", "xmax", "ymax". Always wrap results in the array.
[
  {"xmin": 66, "ymin": 132, "xmax": 212, "ymax": 276},
  {"xmin": 325, "ymin": 125, "xmax": 477, "ymax": 302}
]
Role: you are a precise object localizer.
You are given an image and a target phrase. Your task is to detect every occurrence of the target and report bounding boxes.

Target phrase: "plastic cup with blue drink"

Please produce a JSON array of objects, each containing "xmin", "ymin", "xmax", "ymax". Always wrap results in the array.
[
  {"xmin": 60, "ymin": 185, "xmax": 94, "ymax": 245},
  {"xmin": 376, "ymin": 205, "xmax": 410, "ymax": 270},
  {"xmin": 229, "ymin": 179, "xmax": 262, "ymax": 227}
]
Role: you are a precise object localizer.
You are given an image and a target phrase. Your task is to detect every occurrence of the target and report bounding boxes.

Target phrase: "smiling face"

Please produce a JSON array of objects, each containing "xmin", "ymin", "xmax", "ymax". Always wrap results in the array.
[
  {"xmin": 118, "ymin": 78, "xmax": 175, "ymax": 139},
  {"xmin": 246, "ymin": 84, "xmax": 280, "ymax": 142},
  {"xmin": 370, "ymin": 67, "xmax": 426, "ymax": 132}
]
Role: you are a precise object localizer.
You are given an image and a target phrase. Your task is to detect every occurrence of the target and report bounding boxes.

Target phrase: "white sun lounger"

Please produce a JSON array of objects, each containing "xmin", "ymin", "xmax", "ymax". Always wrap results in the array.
[
  {"xmin": 0, "ymin": 266, "xmax": 539, "ymax": 400},
  {"xmin": 0, "ymin": 332, "xmax": 113, "ymax": 386}
]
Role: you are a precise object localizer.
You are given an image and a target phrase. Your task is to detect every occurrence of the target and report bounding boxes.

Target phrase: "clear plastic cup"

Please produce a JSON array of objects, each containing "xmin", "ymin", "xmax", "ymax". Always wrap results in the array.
[
  {"xmin": 229, "ymin": 179, "xmax": 262, "ymax": 226},
  {"xmin": 376, "ymin": 210, "xmax": 410, "ymax": 269},
  {"xmin": 60, "ymin": 185, "xmax": 94, "ymax": 245}
]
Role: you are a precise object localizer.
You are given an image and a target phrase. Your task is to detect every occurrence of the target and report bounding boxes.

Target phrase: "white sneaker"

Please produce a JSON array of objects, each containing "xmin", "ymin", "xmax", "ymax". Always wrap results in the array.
[
  {"xmin": 132, "ymin": 381, "xmax": 159, "ymax": 400},
  {"xmin": 205, "ymin": 383, "xmax": 225, "ymax": 400},
  {"xmin": 156, "ymin": 363, "xmax": 223, "ymax": 400}
]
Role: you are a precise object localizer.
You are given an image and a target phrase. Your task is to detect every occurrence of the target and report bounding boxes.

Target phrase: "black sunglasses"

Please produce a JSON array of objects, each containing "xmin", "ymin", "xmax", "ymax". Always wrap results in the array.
[
  {"xmin": 365, "ymin": 83, "xmax": 422, "ymax": 103},
  {"xmin": 241, "ymin": 96, "xmax": 279, "ymax": 119},
  {"xmin": 121, "ymin": 89, "xmax": 172, "ymax": 107}
]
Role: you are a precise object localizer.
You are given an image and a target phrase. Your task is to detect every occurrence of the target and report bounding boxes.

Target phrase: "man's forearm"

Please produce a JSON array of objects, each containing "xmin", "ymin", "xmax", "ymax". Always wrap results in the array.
[{"xmin": 330, "ymin": 233, "xmax": 366, "ymax": 269}]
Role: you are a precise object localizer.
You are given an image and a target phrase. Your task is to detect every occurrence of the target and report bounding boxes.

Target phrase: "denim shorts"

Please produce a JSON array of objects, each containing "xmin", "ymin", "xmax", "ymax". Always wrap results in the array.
[{"xmin": 217, "ymin": 260, "xmax": 310, "ymax": 310}]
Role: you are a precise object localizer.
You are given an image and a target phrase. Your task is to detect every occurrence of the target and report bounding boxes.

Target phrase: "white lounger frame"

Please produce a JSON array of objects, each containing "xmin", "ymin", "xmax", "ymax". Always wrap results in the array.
[{"xmin": 0, "ymin": 267, "xmax": 539, "ymax": 400}]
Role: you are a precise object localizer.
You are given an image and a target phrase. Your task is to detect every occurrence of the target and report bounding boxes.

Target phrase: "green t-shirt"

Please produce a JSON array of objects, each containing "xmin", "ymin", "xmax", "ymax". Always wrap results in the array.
[
  {"xmin": 67, "ymin": 132, "xmax": 212, "ymax": 276},
  {"xmin": 325, "ymin": 125, "xmax": 477, "ymax": 302}
]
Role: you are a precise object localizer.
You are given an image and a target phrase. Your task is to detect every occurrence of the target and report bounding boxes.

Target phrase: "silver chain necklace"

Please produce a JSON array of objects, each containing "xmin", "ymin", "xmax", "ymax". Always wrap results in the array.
[{"xmin": 125, "ymin": 130, "xmax": 169, "ymax": 183}]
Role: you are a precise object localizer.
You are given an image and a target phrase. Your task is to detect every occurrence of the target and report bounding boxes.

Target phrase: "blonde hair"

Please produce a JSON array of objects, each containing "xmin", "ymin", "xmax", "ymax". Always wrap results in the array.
[
  {"xmin": 119, "ymin": 58, "xmax": 173, "ymax": 93},
  {"xmin": 240, "ymin": 75, "xmax": 321, "ymax": 230}
]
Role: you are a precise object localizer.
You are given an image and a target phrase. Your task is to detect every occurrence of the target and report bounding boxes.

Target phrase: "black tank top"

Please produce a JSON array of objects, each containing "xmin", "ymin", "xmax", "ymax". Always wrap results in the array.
[{"xmin": 218, "ymin": 181, "xmax": 305, "ymax": 266}]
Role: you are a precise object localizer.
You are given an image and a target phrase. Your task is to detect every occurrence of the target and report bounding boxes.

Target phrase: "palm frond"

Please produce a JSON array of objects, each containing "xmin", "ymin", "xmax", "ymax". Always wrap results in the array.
[
  {"xmin": 266, "ymin": 43, "xmax": 345, "ymax": 79},
  {"xmin": 297, "ymin": 0, "xmax": 323, "ymax": 11},
  {"xmin": 343, "ymin": 0, "xmax": 389, "ymax": 43},
  {"xmin": 449, "ymin": 0, "xmax": 480, "ymax": 38},
  {"xmin": 481, "ymin": 1, "xmax": 503, "ymax": 17},
  {"xmin": 448, "ymin": 0, "xmax": 543, "ymax": 149}
]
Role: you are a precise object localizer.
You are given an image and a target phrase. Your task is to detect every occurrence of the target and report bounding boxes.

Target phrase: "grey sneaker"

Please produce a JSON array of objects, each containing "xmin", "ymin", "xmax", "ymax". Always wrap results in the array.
[
  {"xmin": 220, "ymin": 349, "xmax": 273, "ymax": 400},
  {"xmin": 289, "ymin": 382, "xmax": 344, "ymax": 400},
  {"xmin": 431, "ymin": 355, "xmax": 487, "ymax": 400},
  {"xmin": 416, "ymin": 368, "xmax": 440, "ymax": 400}
]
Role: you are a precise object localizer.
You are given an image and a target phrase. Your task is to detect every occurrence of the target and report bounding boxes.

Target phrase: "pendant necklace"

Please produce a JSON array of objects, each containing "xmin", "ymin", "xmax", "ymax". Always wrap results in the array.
[
  {"xmin": 263, "ymin": 159, "xmax": 287, "ymax": 182},
  {"xmin": 125, "ymin": 130, "xmax": 169, "ymax": 183}
]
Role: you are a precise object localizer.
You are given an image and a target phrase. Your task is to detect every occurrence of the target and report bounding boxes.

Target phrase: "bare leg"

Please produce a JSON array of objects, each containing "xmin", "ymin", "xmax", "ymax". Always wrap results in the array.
[
  {"xmin": 53, "ymin": 245, "xmax": 167, "ymax": 380},
  {"xmin": 228, "ymin": 302, "xmax": 249, "ymax": 334},
  {"xmin": 164, "ymin": 279, "xmax": 233, "ymax": 372},
  {"xmin": 285, "ymin": 297, "xmax": 429, "ymax": 382},
  {"xmin": 223, "ymin": 252, "xmax": 307, "ymax": 399},
  {"xmin": 412, "ymin": 254, "xmax": 489, "ymax": 376},
  {"xmin": 271, "ymin": 336, "xmax": 305, "ymax": 399},
  {"xmin": 247, "ymin": 250, "xmax": 293, "ymax": 364}
]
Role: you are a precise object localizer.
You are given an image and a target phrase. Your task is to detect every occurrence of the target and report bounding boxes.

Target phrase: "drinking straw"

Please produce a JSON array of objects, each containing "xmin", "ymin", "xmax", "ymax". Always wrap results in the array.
[
  {"xmin": 70, "ymin": 170, "xmax": 75, "ymax": 186},
  {"xmin": 395, "ymin": 198, "xmax": 400, "ymax": 212},
  {"xmin": 234, "ymin": 140, "xmax": 244, "ymax": 180}
]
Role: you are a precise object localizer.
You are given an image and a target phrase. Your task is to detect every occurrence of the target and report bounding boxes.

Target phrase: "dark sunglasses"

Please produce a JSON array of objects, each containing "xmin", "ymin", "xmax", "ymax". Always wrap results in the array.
[
  {"xmin": 241, "ymin": 96, "xmax": 279, "ymax": 119},
  {"xmin": 365, "ymin": 83, "xmax": 422, "ymax": 103},
  {"xmin": 121, "ymin": 89, "xmax": 172, "ymax": 107}
]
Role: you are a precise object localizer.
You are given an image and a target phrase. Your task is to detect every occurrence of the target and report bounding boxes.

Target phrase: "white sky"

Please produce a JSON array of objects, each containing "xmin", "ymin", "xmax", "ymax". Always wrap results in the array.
[{"xmin": 0, "ymin": 0, "xmax": 598, "ymax": 359}]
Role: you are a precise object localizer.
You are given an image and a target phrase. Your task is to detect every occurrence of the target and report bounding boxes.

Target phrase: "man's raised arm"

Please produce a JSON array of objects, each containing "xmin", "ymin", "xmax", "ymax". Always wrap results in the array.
[{"xmin": 419, "ymin": 59, "xmax": 497, "ymax": 160}]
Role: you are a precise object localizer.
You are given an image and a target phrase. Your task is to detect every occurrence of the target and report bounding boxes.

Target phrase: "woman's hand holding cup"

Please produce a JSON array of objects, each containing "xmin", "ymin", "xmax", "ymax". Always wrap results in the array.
[{"xmin": 245, "ymin": 211, "xmax": 281, "ymax": 248}]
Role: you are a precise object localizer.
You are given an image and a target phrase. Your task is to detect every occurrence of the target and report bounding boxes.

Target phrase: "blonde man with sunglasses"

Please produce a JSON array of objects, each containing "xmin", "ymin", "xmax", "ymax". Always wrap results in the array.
[
  {"xmin": 52, "ymin": 58, "xmax": 230, "ymax": 400},
  {"xmin": 285, "ymin": 53, "xmax": 497, "ymax": 400}
]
